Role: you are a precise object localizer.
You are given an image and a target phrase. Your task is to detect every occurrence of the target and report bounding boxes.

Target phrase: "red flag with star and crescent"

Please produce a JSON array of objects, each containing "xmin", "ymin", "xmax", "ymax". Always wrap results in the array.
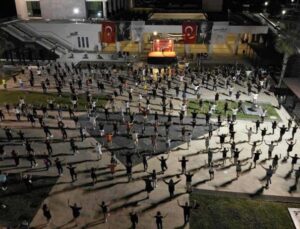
[
  {"xmin": 182, "ymin": 22, "xmax": 197, "ymax": 44},
  {"xmin": 101, "ymin": 21, "xmax": 116, "ymax": 43}
]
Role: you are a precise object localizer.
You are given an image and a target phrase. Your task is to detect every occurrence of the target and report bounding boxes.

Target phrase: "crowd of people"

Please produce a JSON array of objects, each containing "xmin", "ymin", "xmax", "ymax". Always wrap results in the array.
[{"xmin": 0, "ymin": 60, "xmax": 299, "ymax": 228}]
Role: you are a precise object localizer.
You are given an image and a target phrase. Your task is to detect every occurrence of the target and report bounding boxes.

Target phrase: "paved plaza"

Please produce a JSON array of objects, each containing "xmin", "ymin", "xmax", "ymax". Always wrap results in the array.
[{"xmin": 0, "ymin": 61, "xmax": 299, "ymax": 229}]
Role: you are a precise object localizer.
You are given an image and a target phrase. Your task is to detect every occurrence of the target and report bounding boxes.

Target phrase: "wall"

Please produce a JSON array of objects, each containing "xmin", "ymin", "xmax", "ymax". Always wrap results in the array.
[
  {"xmin": 144, "ymin": 24, "xmax": 268, "ymax": 35},
  {"xmin": 40, "ymin": 0, "xmax": 87, "ymax": 20},
  {"xmin": 228, "ymin": 26, "xmax": 269, "ymax": 34},
  {"xmin": 25, "ymin": 22, "xmax": 101, "ymax": 51},
  {"xmin": 202, "ymin": 0, "xmax": 223, "ymax": 12},
  {"xmin": 144, "ymin": 25, "xmax": 181, "ymax": 33},
  {"xmin": 15, "ymin": 0, "xmax": 28, "ymax": 19},
  {"xmin": 22, "ymin": 22, "xmax": 269, "ymax": 52}
]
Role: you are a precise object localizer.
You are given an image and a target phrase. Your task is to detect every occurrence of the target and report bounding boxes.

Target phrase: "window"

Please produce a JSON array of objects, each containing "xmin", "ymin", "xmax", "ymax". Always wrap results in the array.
[
  {"xmin": 26, "ymin": 1, "xmax": 41, "ymax": 17},
  {"xmin": 77, "ymin": 37, "xmax": 81, "ymax": 48},
  {"xmin": 81, "ymin": 37, "xmax": 85, "ymax": 48},
  {"xmin": 86, "ymin": 1, "xmax": 103, "ymax": 18},
  {"xmin": 86, "ymin": 37, "xmax": 89, "ymax": 48},
  {"xmin": 78, "ymin": 37, "xmax": 89, "ymax": 49}
]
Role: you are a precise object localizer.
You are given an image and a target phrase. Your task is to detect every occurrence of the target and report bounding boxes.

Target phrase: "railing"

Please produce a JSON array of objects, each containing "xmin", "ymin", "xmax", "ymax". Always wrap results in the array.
[
  {"xmin": 0, "ymin": 17, "xmax": 18, "ymax": 24},
  {"xmin": 21, "ymin": 23, "xmax": 73, "ymax": 50},
  {"xmin": 2, "ymin": 25, "xmax": 32, "ymax": 41}
]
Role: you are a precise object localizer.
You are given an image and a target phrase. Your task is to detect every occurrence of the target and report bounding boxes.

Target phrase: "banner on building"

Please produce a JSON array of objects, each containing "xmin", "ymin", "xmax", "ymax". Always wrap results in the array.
[
  {"xmin": 101, "ymin": 21, "xmax": 116, "ymax": 43},
  {"xmin": 117, "ymin": 22, "xmax": 131, "ymax": 41},
  {"xmin": 131, "ymin": 21, "xmax": 145, "ymax": 42},
  {"xmin": 196, "ymin": 21, "xmax": 213, "ymax": 44},
  {"xmin": 182, "ymin": 22, "xmax": 197, "ymax": 44},
  {"xmin": 211, "ymin": 22, "xmax": 228, "ymax": 44}
]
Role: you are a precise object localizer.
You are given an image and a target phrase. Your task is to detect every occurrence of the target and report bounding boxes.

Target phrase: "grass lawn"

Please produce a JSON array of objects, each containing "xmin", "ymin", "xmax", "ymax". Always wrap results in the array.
[
  {"xmin": 188, "ymin": 99, "xmax": 280, "ymax": 120},
  {"xmin": 190, "ymin": 193, "xmax": 298, "ymax": 229},
  {"xmin": 0, "ymin": 90, "xmax": 108, "ymax": 109}
]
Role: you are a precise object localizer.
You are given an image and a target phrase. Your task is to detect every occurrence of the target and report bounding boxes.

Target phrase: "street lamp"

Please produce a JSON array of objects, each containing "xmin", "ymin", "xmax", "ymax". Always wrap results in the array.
[
  {"xmin": 281, "ymin": 9, "xmax": 286, "ymax": 20},
  {"xmin": 264, "ymin": 1, "xmax": 269, "ymax": 13}
]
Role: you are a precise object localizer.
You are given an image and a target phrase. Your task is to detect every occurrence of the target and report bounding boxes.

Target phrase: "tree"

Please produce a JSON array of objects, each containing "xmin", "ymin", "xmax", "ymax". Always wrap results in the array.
[{"xmin": 275, "ymin": 22, "xmax": 300, "ymax": 87}]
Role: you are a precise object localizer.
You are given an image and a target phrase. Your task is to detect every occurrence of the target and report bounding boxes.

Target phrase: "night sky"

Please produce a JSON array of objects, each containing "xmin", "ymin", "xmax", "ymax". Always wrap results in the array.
[{"xmin": 0, "ymin": 0, "xmax": 17, "ymax": 19}]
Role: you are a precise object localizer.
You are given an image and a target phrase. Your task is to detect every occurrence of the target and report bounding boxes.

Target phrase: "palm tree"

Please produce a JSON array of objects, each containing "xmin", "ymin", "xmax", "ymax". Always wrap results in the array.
[{"xmin": 275, "ymin": 22, "xmax": 300, "ymax": 87}]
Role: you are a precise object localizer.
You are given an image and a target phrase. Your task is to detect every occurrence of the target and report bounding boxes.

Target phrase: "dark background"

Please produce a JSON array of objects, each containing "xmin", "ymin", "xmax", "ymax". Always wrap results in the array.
[{"xmin": 0, "ymin": 0, "xmax": 17, "ymax": 19}]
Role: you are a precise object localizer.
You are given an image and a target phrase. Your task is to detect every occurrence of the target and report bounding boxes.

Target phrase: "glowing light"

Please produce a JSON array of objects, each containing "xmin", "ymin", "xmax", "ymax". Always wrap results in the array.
[{"xmin": 73, "ymin": 8, "xmax": 80, "ymax": 14}]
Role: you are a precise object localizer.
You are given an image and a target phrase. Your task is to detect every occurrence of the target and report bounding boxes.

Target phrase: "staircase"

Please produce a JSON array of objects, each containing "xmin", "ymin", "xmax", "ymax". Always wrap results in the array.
[{"xmin": 0, "ymin": 21, "xmax": 72, "ymax": 57}]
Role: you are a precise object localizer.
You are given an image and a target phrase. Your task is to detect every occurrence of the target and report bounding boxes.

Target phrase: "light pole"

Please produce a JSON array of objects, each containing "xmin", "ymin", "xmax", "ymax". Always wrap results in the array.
[
  {"xmin": 281, "ymin": 9, "xmax": 286, "ymax": 20},
  {"xmin": 73, "ymin": 7, "xmax": 80, "ymax": 23},
  {"xmin": 264, "ymin": 1, "xmax": 268, "ymax": 13}
]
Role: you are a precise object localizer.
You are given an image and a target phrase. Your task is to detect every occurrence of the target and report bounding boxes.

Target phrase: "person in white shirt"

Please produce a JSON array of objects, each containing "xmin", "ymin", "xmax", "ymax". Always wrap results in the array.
[
  {"xmin": 132, "ymin": 131, "xmax": 139, "ymax": 152},
  {"xmin": 18, "ymin": 78, "xmax": 23, "ymax": 89},
  {"xmin": 90, "ymin": 116, "xmax": 98, "ymax": 130},
  {"xmin": 181, "ymin": 104, "xmax": 187, "ymax": 116},
  {"xmin": 252, "ymin": 93, "xmax": 258, "ymax": 105},
  {"xmin": 95, "ymin": 142, "xmax": 102, "ymax": 160}
]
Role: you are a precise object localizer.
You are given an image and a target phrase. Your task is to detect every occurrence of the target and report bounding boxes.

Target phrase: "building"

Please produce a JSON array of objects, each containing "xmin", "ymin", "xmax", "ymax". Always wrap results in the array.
[
  {"xmin": 0, "ymin": 0, "xmax": 268, "ymax": 64},
  {"xmin": 15, "ymin": 0, "xmax": 129, "ymax": 20}
]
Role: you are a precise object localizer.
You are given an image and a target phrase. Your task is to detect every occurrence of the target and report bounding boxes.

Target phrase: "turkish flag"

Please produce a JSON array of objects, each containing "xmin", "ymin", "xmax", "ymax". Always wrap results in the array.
[
  {"xmin": 101, "ymin": 21, "xmax": 116, "ymax": 43},
  {"xmin": 182, "ymin": 22, "xmax": 197, "ymax": 44}
]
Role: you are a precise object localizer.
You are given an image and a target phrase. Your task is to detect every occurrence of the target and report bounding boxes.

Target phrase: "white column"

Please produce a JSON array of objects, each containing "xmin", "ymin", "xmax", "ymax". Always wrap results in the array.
[
  {"xmin": 208, "ymin": 44, "xmax": 213, "ymax": 55},
  {"xmin": 184, "ymin": 44, "xmax": 190, "ymax": 55},
  {"xmin": 138, "ymin": 41, "xmax": 142, "ymax": 53},
  {"xmin": 129, "ymin": 0, "xmax": 134, "ymax": 8},
  {"xmin": 120, "ymin": 0, "xmax": 124, "ymax": 8},
  {"xmin": 117, "ymin": 0, "xmax": 120, "ymax": 10},
  {"xmin": 103, "ymin": 1, "xmax": 107, "ymax": 18},
  {"xmin": 116, "ymin": 42, "xmax": 121, "ymax": 52},
  {"xmin": 15, "ymin": 0, "xmax": 29, "ymax": 20},
  {"xmin": 113, "ymin": 0, "xmax": 117, "ymax": 11},
  {"xmin": 233, "ymin": 34, "xmax": 241, "ymax": 55},
  {"xmin": 108, "ymin": 0, "xmax": 112, "ymax": 13}
]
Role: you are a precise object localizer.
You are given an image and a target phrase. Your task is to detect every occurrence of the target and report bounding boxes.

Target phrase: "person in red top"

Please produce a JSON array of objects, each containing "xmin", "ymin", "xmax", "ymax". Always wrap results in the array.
[
  {"xmin": 107, "ymin": 161, "xmax": 118, "ymax": 177},
  {"xmin": 106, "ymin": 133, "xmax": 113, "ymax": 146}
]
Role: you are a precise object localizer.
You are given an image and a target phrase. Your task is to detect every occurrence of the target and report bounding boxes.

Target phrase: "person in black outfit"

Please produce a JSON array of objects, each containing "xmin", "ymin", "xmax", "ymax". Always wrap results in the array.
[
  {"xmin": 154, "ymin": 211, "xmax": 167, "ymax": 229},
  {"xmin": 91, "ymin": 167, "xmax": 97, "ymax": 185},
  {"xmin": 143, "ymin": 177, "xmax": 154, "ymax": 198},
  {"xmin": 45, "ymin": 139, "xmax": 53, "ymax": 156},
  {"xmin": 278, "ymin": 125, "xmax": 287, "ymax": 141},
  {"xmin": 289, "ymin": 154, "xmax": 300, "ymax": 169},
  {"xmin": 179, "ymin": 156, "xmax": 189, "ymax": 174},
  {"xmin": 254, "ymin": 120, "xmax": 260, "ymax": 134},
  {"xmin": 129, "ymin": 211, "xmax": 139, "ymax": 229},
  {"xmin": 163, "ymin": 178, "xmax": 181, "ymax": 198},
  {"xmin": 42, "ymin": 204, "xmax": 52, "ymax": 224},
  {"xmin": 291, "ymin": 124, "xmax": 298, "ymax": 140},
  {"xmin": 17, "ymin": 130, "xmax": 25, "ymax": 142},
  {"xmin": 68, "ymin": 200, "xmax": 82, "ymax": 225},
  {"xmin": 55, "ymin": 158, "xmax": 63, "ymax": 176},
  {"xmin": 157, "ymin": 155, "xmax": 169, "ymax": 173},
  {"xmin": 177, "ymin": 200, "xmax": 197, "ymax": 225},
  {"xmin": 271, "ymin": 121, "xmax": 277, "ymax": 135},
  {"xmin": 23, "ymin": 174, "xmax": 33, "ymax": 191},
  {"xmin": 67, "ymin": 164, "xmax": 77, "ymax": 182}
]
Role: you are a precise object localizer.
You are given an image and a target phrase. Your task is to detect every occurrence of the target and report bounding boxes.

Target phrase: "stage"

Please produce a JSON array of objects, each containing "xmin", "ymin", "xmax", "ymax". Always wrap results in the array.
[{"xmin": 147, "ymin": 39, "xmax": 177, "ymax": 65}]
